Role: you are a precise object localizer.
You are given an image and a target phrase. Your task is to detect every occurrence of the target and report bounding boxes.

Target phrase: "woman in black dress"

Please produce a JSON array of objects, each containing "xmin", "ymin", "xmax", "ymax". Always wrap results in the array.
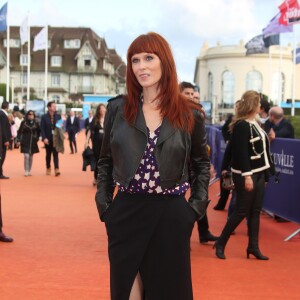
[
  {"xmin": 17, "ymin": 110, "xmax": 40, "ymax": 176},
  {"xmin": 85, "ymin": 104, "xmax": 106, "ymax": 185}
]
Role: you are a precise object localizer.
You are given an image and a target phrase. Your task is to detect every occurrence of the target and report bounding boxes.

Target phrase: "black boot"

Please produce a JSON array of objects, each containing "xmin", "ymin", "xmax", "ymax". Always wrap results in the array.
[
  {"xmin": 200, "ymin": 231, "xmax": 219, "ymax": 244},
  {"xmin": 246, "ymin": 248, "xmax": 269, "ymax": 260},
  {"xmin": 213, "ymin": 240, "xmax": 226, "ymax": 259}
]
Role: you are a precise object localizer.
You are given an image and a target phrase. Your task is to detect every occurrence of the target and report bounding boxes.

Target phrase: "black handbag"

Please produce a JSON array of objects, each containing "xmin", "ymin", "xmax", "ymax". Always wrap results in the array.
[{"xmin": 222, "ymin": 172, "xmax": 235, "ymax": 190}]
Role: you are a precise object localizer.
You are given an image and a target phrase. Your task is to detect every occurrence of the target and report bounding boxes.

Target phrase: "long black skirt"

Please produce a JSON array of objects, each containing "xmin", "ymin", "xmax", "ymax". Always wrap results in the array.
[{"xmin": 104, "ymin": 191, "xmax": 196, "ymax": 300}]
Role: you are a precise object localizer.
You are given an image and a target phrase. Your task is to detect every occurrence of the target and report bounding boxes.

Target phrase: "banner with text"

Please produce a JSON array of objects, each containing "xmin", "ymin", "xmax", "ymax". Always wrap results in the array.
[{"xmin": 263, "ymin": 138, "xmax": 300, "ymax": 223}]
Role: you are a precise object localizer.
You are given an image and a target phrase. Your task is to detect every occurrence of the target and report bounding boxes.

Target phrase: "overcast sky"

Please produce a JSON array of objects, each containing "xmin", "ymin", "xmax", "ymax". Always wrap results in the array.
[{"xmin": 6, "ymin": 0, "xmax": 300, "ymax": 82}]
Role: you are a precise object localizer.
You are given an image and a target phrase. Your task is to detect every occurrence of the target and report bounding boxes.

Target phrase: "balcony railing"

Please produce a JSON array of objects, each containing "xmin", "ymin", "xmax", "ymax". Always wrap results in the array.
[
  {"xmin": 77, "ymin": 86, "xmax": 94, "ymax": 93},
  {"xmin": 77, "ymin": 65, "xmax": 97, "ymax": 72}
]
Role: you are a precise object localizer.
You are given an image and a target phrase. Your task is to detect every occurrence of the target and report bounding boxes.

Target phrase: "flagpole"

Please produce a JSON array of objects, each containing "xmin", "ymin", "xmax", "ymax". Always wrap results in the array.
[
  {"xmin": 268, "ymin": 47, "xmax": 272, "ymax": 103},
  {"xmin": 278, "ymin": 44, "xmax": 283, "ymax": 105},
  {"xmin": 21, "ymin": 37, "xmax": 23, "ymax": 101},
  {"xmin": 27, "ymin": 14, "xmax": 30, "ymax": 101},
  {"xmin": 291, "ymin": 29, "xmax": 296, "ymax": 116},
  {"xmin": 44, "ymin": 25, "xmax": 48, "ymax": 101},
  {"xmin": 6, "ymin": 25, "xmax": 10, "ymax": 102}
]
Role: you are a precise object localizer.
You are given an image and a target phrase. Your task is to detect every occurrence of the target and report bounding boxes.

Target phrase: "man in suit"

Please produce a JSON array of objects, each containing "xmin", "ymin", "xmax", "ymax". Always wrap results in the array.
[
  {"xmin": 179, "ymin": 82, "xmax": 218, "ymax": 244},
  {"xmin": 66, "ymin": 110, "xmax": 80, "ymax": 154},
  {"xmin": 40, "ymin": 101, "xmax": 62, "ymax": 176},
  {"xmin": 265, "ymin": 106, "xmax": 295, "ymax": 141},
  {"xmin": 84, "ymin": 109, "xmax": 94, "ymax": 135},
  {"xmin": 0, "ymin": 102, "xmax": 12, "ymax": 179},
  {"xmin": 0, "ymin": 125, "xmax": 13, "ymax": 242}
]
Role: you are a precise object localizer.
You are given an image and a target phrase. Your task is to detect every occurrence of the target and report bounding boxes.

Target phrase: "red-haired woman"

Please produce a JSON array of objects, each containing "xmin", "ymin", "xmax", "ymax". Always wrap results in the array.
[{"xmin": 96, "ymin": 32, "xmax": 210, "ymax": 300}]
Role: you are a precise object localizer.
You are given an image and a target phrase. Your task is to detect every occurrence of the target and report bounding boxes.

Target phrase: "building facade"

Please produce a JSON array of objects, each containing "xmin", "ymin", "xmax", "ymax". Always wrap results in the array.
[
  {"xmin": 0, "ymin": 26, "xmax": 126, "ymax": 104},
  {"xmin": 194, "ymin": 40, "xmax": 300, "ymax": 122}
]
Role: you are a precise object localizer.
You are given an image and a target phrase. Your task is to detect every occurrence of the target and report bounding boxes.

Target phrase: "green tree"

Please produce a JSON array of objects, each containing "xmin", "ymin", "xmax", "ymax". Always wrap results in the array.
[{"xmin": 0, "ymin": 83, "xmax": 12, "ymax": 102}]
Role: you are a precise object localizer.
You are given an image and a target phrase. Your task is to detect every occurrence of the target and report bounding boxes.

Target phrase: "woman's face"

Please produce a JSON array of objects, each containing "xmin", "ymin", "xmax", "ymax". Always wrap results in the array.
[
  {"xmin": 131, "ymin": 52, "xmax": 162, "ymax": 90},
  {"xmin": 99, "ymin": 105, "xmax": 106, "ymax": 116},
  {"xmin": 27, "ymin": 112, "xmax": 34, "ymax": 120}
]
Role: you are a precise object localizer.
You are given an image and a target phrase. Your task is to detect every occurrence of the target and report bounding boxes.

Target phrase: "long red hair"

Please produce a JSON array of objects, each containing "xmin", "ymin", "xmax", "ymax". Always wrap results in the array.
[{"xmin": 125, "ymin": 32, "xmax": 201, "ymax": 133}]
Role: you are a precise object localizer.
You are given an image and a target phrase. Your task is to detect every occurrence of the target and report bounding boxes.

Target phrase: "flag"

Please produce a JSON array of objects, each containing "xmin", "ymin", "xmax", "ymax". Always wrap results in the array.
[
  {"xmin": 0, "ymin": 2, "xmax": 7, "ymax": 32},
  {"xmin": 263, "ymin": 13, "xmax": 293, "ymax": 37},
  {"xmin": 245, "ymin": 34, "xmax": 280, "ymax": 55},
  {"xmin": 245, "ymin": 35, "xmax": 268, "ymax": 55},
  {"xmin": 263, "ymin": 34, "xmax": 280, "ymax": 48},
  {"xmin": 279, "ymin": 0, "xmax": 300, "ymax": 25},
  {"xmin": 20, "ymin": 16, "xmax": 28, "ymax": 45},
  {"xmin": 33, "ymin": 27, "xmax": 47, "ymax": 51}
]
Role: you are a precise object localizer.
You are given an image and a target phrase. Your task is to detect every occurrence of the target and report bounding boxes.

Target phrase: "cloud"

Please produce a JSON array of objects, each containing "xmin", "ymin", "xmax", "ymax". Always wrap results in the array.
[{"xmin": 162, "ymin": 0, "xmax": 265, "ymax": 43}]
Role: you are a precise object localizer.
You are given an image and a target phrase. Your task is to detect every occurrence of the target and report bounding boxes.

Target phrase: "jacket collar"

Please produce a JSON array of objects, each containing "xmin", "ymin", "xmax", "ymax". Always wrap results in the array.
[
  {"xmin": 133, "ymin": 102, "xmax": 147, "ymax": 135},
  {"xmin": 133, "ymin": 102, "xmax": 176, "ymax": 145},
  {"xmin": 157, "ymin": 118, "xmax": 176, "ymax": 146}
]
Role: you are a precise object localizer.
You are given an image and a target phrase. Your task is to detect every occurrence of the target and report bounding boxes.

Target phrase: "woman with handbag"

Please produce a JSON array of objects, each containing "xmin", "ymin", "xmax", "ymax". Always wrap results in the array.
[
  {"xmin": 96, "ymin": 32, "xmax": 210, "ymax": 300},
  {"xmin": 214, "ymin": 90, "xmax": 273, "ymax": 260},
  {"xmin": 17, "ymin": 110, "xmax": 40, "ymax": 176}
]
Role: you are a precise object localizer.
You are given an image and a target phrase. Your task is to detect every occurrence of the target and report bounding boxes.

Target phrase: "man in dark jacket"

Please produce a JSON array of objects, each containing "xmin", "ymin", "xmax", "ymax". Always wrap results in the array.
[
  {"xmin": 84, "ymin": 109, "xmax": 94, "ymax": 135},
  {"xmin": 66, "ymin": 110, "xmax": 80, "ymax": 154},
  {"xmin": 0, "ymin": 126, "xmax": 13, "ymax": 242},
  {"xmin": 0, "ymin": 102, "xmax": 12, "ymax": 179},
  {"xmin": 265, "ymin": 106, "xmax": 295, "ymax": 141},
  {"xmin": 180, "ymin": 82, "xmax": 218, "ymax": 244},
  {"xmin": 40, "ymin": 101, "xmax": 62, "ymax": 176}
]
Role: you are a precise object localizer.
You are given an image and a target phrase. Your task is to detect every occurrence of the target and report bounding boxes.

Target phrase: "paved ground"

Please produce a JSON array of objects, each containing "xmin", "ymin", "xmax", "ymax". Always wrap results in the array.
[{"xmin": 0, "ymin": 132, "xmax": 299, "ymax": 300}]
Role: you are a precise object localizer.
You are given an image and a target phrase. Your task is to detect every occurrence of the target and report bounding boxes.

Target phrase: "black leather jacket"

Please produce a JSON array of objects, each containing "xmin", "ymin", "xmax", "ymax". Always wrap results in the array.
[{"xmin": 95, "ymin": 96, "xmax": 210, "ymax": 221}]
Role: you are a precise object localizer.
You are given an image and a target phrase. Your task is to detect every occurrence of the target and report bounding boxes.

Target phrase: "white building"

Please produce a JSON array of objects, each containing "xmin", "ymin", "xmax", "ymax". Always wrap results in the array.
[
  {"xmin": 194, "ymin": 40, "xmax": 300, "ymax": 121},
  {"xmin": 0, "ymin": 26, "xmax": 126, "ymax": 104}
]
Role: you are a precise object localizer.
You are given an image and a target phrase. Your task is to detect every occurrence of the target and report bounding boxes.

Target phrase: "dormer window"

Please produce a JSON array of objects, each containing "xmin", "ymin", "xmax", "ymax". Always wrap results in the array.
[
  {"xmin": 51, "ymin": 56, "xmax": 62, "ymax": 67},
  {"xmin": 64, "ymin": 39, "xmax": 81, "ymax": 49},
  {"xmin": 4, "ymin": 39, "xmax": 20, "ymax": 48},
  {"xmin": 19, "ymin": 54, "xmax": 28, "ymax": 66},
  {"xmin": 84, "ymin": 55, "xmax": 92, "ymax": 66}
]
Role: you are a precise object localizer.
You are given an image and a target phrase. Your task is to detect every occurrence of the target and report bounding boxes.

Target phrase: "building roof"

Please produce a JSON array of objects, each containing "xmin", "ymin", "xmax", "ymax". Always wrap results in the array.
[{"xmin": 0, "ymin": 26, "xmax": 126, "ymax": 77}]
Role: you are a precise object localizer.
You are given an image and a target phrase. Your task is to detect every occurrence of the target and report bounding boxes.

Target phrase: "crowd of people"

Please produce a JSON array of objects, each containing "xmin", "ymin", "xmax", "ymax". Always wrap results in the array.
[{"xmin": 0, "ymin": 31, "xmax": 297, "ymax": 300}]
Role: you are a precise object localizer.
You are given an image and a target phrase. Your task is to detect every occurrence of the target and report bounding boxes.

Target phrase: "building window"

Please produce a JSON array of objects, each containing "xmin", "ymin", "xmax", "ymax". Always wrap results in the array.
[
  {"xmin": 246, "ymin": 70, "xmax": 262, "ymax": 92},
  {"xmin": 222, "ymin": 71, "xmax": 235, "ymax": 108},
  {"xmin": 208, "ymin": 72, "xmax": 213, "ymax": 101},
  {"xmin": 83, "ymin": 75, "xmax": 91, "ymax": 87},
  {"xmin": 21, "ymin": 73, "xmax": 27, "ymax": 86},
  {"xmin": 52, "ymin": 95, "xmax": 60, "ymax": 102},
  {"xmin": 64, "ymin": 39, "xmax": 81, "ymax": 49},
  {"xmin": 51, "ymin": 56, "xmax": 62, "ymax": 67},
  {"xmin": 19, "ymin": 54, "xmax": 28, "ymax": 66},
  {"xmin": 84, "ymin": 55, "xmax": 92, "ymax": 66},
  {"xmin": 4, "ymin": 39, "xmax": 20, "ymax": 48},
  {"xmin": 51, "ymin": 74, "xmax": 60, "ymax": 86},
  {"xmin": 272, "ymin": 72, "xmax": 285, "ymax": 105}
]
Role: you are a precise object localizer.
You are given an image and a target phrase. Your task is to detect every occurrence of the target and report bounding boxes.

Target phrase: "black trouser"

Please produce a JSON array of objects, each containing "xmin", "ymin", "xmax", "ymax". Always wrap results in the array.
[
  {"xmin": 68, "ymin": 130, "xmax": 77, "ymax": 153},
  {"xmin": 197, "ymin": 213, "xmax": 209, "ymax": 238},
  {"xmin": 215, "ymin": 177, "xmax": 231, "ymax": 209},
  {"xmin": 0, "ymin": 145, "xmax": 7, "ymax": 176},
  {"xmin": 218, "ymin": 172, "xmax": 265, "ymax": 250},
  {"xmin": 94, "ymin": 153, "xmax": 100, "ymax": 180},
  {"xmin": 105, "ymin": 192, "xmax": 195, "ymax": 300},
  {"xmin": 45, "ymin": 141, "xmax": 59, "ymax": 169}
]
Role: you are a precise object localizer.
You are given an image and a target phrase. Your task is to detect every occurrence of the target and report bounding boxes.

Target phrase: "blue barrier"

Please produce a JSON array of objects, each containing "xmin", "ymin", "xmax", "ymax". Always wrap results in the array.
[
  {"xmin": 206, "ymin": 126, "xmax": 300, "ymax": 226},
  {"xmin": 264, "ymin": 138, "xmax": 300, "ymax": 224}
]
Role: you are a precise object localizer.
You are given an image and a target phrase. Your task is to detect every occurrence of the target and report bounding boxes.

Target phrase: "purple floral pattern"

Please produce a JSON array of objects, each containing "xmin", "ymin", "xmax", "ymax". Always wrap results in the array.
[{"xmin": 117, "ymin": 126, "xmax": 190, "ymax": 195}]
